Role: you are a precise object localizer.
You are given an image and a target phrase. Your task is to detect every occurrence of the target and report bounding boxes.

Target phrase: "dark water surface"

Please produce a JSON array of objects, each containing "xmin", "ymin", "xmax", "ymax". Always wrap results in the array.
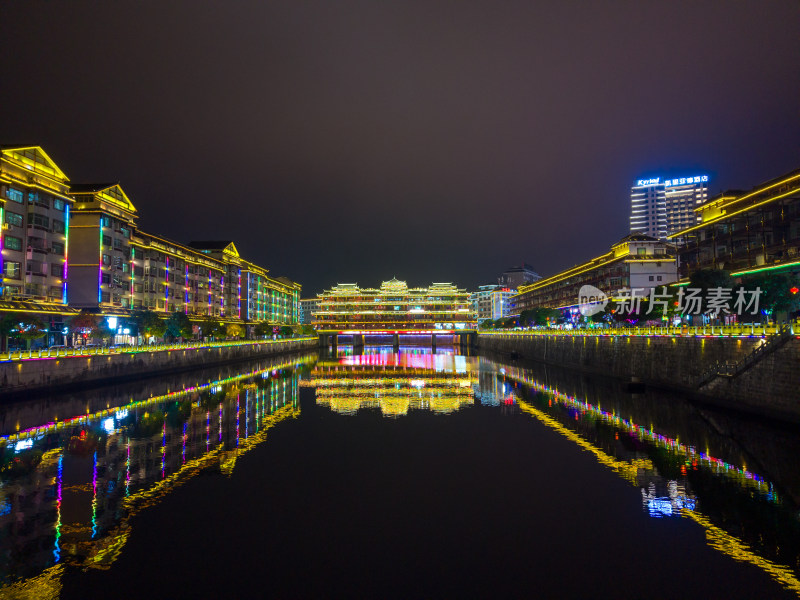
[{"xmin": 1, "ymin": 346, "xmax": 799, "ymax": 599}]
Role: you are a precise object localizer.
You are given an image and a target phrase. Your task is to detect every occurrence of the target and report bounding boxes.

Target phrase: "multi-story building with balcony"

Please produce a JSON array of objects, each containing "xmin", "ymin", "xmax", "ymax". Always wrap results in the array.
[
  {"xmin": 0, "ymin": 143, "xmax": 302, "ymax": 341},
  {"xmin": 130, "ymin": 232, "xmax": 227, "ymax": 316},
  {"xmin": 0, "ymin": 146, "xmax": 73, "ymax": 305},
  {"xmin": 69, "ymin": 183, "xmax": 136, "ymax": 311},
  {"xmin": 670, "ymin": 167, "xmax": 800, "ymax": 280},
  {"xmin": 313, "ymin": 278, "xmax": 475, "ymax": 332},
  {"xmin": 189, "ymin": 241, "xmax": 300, "ymax": 325},
  {"xmin": 511, "ymin": 233, "xmax": 678, "ymax": 313}
]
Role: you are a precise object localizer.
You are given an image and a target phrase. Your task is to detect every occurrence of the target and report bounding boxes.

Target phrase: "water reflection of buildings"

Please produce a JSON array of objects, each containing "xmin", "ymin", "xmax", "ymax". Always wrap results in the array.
[
  {"xmin": 489, "ymin": 359, "xmax": 800, "ymax": 596},
  {"xmin": 303, "ymin": 347, "xmax": 477, "ymax": 417},
  {"xmin": 0, "ymin": 360, "xmax": 307, "ymax": 596}
]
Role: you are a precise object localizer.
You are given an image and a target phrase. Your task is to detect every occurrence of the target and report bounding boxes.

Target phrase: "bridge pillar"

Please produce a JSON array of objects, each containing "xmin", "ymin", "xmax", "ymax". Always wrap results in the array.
[
  {"xmin": 393, "ymin": 333, "xmax": 400, "ymax": 351},
  {"xmin": 431, "ymin": 334, "xmax": 437, "ymax": 351},
  {"xmin": 353, "ymin": 334, "xmax": 363, "ymax": 348}
]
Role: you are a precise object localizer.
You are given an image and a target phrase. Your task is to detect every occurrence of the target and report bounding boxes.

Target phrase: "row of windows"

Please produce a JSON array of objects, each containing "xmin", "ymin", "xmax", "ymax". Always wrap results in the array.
[
  {"xmin": 4, "ymin": 210, "xmax": 66, "ymax": 233},
  {"xmin": 2, "ymin": 261, "xmax": 64, "ymax": 279},
  {"xmin": 4, "ymin": 188, "xmax": 67, "ymax": 211}
]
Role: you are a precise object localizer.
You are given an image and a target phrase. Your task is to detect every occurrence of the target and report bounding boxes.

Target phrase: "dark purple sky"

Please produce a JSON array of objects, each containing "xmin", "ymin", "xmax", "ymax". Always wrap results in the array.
[{"xmin": 1, "ymin": 1, "xmax": 798, "ymax": 295}]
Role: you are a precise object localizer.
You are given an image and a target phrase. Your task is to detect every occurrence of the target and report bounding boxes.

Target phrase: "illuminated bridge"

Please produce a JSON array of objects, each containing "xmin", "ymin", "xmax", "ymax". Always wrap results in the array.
[{"xmin": 313, "ymin": 279, "xmax": 477, "ymax": 348}]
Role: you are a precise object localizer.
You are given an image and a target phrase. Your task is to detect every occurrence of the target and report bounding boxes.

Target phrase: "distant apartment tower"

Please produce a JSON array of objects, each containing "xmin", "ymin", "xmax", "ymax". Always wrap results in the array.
[
  {"xmin": 630, "ymin": 175, "xmax": 709, "ymax": 240},
  {"xmin": 299, "ymin": 298, "xmax": 319, "ymax": 325},
  {"xmin": 498, "ymin": 263, "xmax": 540, "ymax": 289},
  {"xmin": 470, "ymin": 285, "xmax": 517, "ymax": 323}
]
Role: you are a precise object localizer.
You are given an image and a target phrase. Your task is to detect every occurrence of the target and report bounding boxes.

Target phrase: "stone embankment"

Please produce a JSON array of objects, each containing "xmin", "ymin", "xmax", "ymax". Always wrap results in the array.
[
  {"xmin": 0, "ymin": 337, "xmax": 318, "ymax": 396},
  {"xmin": 477, "ymin": 332, "xmax": 800, "ymax": 422}
]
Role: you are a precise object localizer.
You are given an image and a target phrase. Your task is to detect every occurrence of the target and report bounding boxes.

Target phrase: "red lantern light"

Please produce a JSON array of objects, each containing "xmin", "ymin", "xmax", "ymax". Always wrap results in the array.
[{"xmin": 790, "ymin": 286, "xmax": 799, "ymax": 295}]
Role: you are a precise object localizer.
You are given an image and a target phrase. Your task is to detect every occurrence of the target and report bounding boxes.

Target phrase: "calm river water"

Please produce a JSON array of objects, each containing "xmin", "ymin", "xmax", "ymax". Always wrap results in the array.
[{"xmin": 1, "ymin": 346, "xmax": 799, "ymax": 599}]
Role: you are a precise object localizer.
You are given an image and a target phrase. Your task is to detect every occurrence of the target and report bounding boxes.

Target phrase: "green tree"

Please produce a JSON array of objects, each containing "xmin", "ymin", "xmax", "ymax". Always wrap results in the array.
[
  {"xmin": 689, "ymin": 268, "xmax": 735, "ymax": 295},
  {"xmin": 92, "ymin": 320, "xmax": 116, "ymax": 345},
  {"xmin": 300, "ymin": 324, "xmax": 315, "ymax": 335},
  {"xmin": 520, "ymin": 308, "xmax": 560, "ymax": 327},
  {"xmin": 134, "ymin": 310, "xmax": 167, "ymax": 340},
  {"xmin": 69, "ymin": 310, "xmax": 98, "ymax": 334},
  {"xmin": 740, "ymin": 272, "xmax": 800, "ymax": 321},
  {"xmin": 226, "ymin": 323, "xmax": 244, "ymax": 339},
  {"xmin": 254, "ymin": 322, "xmax": 273, "ymax": 337},
  {"xmin": 166, "ymin": 311, "xmax": 193, "ymax": 340},
  {"xmin": 279, "ymin": 325, "xmax": 293, "ymax": 337},
  {"xmin": 14, "ymin": 314, "xmax": 47, "ymax": 350},
  {"xmin": 200, "ymin": 317, "xmax": 226, "ymax": 339},
  {"xmin": 0, "ymin": 314, "xmax": 17, "ymax": 352}
]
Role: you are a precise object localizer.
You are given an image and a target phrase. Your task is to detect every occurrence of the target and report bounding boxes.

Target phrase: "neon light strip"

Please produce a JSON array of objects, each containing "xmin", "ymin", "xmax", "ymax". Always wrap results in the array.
[
  {"xmin": 184, "ymin": 264, "xmax": 189, "ymax": 314},
  {"xmin": 61, "ymin": 205, "xmax": 69, "ymax": 304},
  {"xmin": 97, "ymin": 220, "xmax": 103, "ymax": 303},
  {"xmin": 130, "ymin": 246, "xmax": 135, "ymax": 306},
  {"xmin": 237, "ymin": 269, "xmax": 241, "ymax": 319},
  {"xmin": 165, "ymin": 257, "xmax": 169, "ymax": 311},
  {"xmin": 0, "ymin": 206, "xmax": 4, "ymax": 298}
]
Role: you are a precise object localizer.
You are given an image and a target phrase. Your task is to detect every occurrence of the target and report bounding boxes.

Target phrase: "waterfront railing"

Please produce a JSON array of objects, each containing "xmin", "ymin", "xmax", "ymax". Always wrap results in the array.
[
  {"xmin": 479, "ymin": 323, "xmax": 797, "ymax": 338},
  {"xmin": 0, "ymin": 336, "xmax": 318, "ymax": 362}
]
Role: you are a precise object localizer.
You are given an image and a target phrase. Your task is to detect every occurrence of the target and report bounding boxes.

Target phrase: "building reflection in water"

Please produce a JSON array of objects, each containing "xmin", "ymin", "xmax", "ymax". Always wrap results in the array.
[
  {"xmin": 489, "ymin": 357, "xmax": 800, "ymax": 595},
  {"xmin": 3, "ymin": 349, "xmax": 800, "ymax": 597},
  {"xmin": 303, "ymin": 346, "xmax": 479, "ymax": 417},
  {"xmin": 0, "ymin": 355, "xmax": 311, "ymax": 598}
]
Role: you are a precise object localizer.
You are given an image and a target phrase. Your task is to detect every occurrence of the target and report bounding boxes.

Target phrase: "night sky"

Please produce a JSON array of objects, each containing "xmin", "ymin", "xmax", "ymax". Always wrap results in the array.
[{"xmin": 1, "ymin": 1, "xmax": 798, "ymax": 295}]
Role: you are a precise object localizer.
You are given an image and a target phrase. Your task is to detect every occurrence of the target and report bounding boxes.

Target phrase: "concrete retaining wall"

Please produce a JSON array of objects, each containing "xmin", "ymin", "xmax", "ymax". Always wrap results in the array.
[
  {"xmin": 0, "ymin": 338, "xmax": 319, "ymax": 396},
  {"xmin": 477, "ymin": 333, "xmax": 800, "ymax": 421}
]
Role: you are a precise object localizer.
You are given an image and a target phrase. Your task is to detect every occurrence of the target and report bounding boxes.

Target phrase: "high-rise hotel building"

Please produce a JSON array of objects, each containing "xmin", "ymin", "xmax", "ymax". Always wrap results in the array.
[{"xmin": 630, "ymin": 175, "xmax": 709, "ymax": 240}]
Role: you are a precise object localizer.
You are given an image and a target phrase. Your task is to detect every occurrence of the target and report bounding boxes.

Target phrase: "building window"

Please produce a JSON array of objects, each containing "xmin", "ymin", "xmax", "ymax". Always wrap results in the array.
[
  {"xmin": 101, "ymin": 273, "xmax": 111, "ymax": 284},
  {"xmin": 101, "ymin": 216, "xmax": 111, "ymax": 228},
  {"xmin": 53, "ymin": 198, "xmax": 65, "ymax": 211},
  {"xmin": 51, "ymin": 263, "xmax": 62, "ymax": 277},
  {"xmin": 657, "ymin": 275, "xmax": 662, "ymax": 281},
  {"xmin": 51, "ymin": 242, "xmax": 65, "ymax": 256},
  {"xmin": 6, "ymin": 188, "xmax": 23, "ymax": 203},
  {"xmin": 5, "ymin": 211, "xmax": 23, "ymax": 228},
  {"xmin": 101, "ymin": 292, "xmax": 110, "ymax": 303},
  {"xmin": 102, "ymin": 234, "xmax": 112, "ymax": 247},
  {"xmin": 28, "ymin": 213, "xmax": 49, "ymax": 229},
  {"xmin": 4, "ymin": 235, "xmax": 22, "ymax": 251},
  {"xmin": 53, "ymin": 219, "xmax": 65, "ymax": 234},
  {"xmin": 648, "ymin": 275, "xmax": 654, "ymax": 281},
  {"xmin": 3, "ymin": 262, "xmax": 20, "ymax": 279},
  {"xmin": 103, "ymin": 254, "xmax": 111, "ymax": 266}
]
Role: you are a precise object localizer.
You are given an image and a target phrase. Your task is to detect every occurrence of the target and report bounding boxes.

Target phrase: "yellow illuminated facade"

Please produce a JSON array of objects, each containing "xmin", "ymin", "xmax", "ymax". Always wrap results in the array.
[
  {"xmin": 669, "ymin": 168, "xmax": 800, "ymax": 279},
  {"xmin": 69, "ymin": 183, "xmax": 136, "ymax": 310},
  {"xmin": 512, "ymin": 233, "xmax": 677, "ymax": 312},
  {"xmin": 0, "ymin": 146, "xmax": 73, "ymax": 305},
  {"xmin": 314, "ymin": 278, "xmax": 475, "ymax": 332},
  {"xmin": 0, "ymin": 143, "xmax": 301, "ymax": 335}
]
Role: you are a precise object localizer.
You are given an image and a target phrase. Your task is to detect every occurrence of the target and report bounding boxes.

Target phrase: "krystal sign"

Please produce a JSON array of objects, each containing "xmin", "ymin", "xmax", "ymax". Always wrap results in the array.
[{"xmin": 636, "ymin": 175, "xmax": 709, "ymax": 187}]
